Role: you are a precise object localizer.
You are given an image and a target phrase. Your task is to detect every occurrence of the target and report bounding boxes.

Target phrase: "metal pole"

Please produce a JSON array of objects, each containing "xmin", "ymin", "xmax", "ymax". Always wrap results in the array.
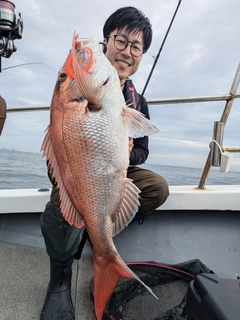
[
  {"xmin": 198, "ymin": 63, "xmax": 240, "ymax": 189},
  {"xmin": 138, "ymin": 0, "xmax": 182, "ymax": 107},
  {"xmin": 220, "ymin": 62, "xmax": 240, "ymax": 123},
  {"xmin": 211, "ymin": 121, "xmax": 225, "ymax": 167},
  {"xmin": 146, "ymin": 93, "xmax": 240, "ymax": 105},
  {"xmin": 6, "ymin": 92, "xmax": 240, "ymax": 113},
  {"xmin": 197, "ymin": 150, "xmax": 212, "ymax": 189}
]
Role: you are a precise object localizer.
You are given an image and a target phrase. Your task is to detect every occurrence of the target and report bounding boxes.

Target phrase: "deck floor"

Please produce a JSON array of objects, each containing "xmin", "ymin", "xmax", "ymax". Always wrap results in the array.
[{"xmin": 0, "ymin": 210, "xmax": 240, "ymax": 319}]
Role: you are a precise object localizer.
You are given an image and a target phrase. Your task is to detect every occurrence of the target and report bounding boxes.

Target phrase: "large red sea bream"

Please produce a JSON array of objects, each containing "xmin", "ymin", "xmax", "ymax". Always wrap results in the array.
[{"xmin": 41, "ymin": 33, "xmax": 159, "ymax": 320}]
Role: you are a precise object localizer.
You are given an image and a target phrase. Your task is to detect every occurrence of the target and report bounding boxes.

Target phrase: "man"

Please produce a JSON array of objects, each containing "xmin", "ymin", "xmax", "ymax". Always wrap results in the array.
[
  {"xmin": 40, "ymin": 6, "xmax": 169, "ymax": 320},
  {"xmin": 0, "ymin": 95, "xmax": 7, "ymax": 136}
]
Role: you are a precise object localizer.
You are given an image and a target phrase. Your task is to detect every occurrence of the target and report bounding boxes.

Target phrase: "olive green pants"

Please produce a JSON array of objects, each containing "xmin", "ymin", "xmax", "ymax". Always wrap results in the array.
[{"xmin": 40, "ymin": 166, "xmax": 169, "ymax": 261}]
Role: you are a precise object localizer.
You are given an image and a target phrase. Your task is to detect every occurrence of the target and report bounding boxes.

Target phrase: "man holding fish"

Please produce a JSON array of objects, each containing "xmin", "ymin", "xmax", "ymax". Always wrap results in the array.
[{"xmin": 40, "ymin": 6, "xmax": 169, "ymax": 320}]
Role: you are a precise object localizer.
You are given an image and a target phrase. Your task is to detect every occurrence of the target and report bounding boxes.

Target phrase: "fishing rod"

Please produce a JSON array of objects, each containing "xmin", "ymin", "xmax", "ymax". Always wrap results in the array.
[
  {"xmin": 0, "ymin": 0, "xmax": 23, "ymax": 72},
  {"xmin": 1, "ymin": 62, "xmax": 56, "ymax": 73},
  {"xmin": 138, "ymin": 0, "xmax": 182, "ymax": 107}
]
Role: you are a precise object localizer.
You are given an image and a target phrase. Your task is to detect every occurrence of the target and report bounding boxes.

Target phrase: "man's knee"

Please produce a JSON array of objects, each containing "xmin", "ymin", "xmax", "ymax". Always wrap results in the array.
[
  {"xmin": 154, "ymin": 175, "xmax": 169, "ymax": 207},
  {"xmin": 41, "ymin": 202, "xmax": 63, "ymax": 228},
  {"xmin": 145, "ymin": 175, "xmax": 169, "ymax": 211},
  {"xmin": 138, "ymin": 171, "xmax": 169, "ymax": 212}
]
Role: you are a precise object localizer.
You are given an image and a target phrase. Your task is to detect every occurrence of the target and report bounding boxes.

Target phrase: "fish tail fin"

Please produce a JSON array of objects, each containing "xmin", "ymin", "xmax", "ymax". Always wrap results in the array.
[
  {"xmin": 123, "ymin": 106, "xmax": 160, "ymax": 138},
  {"xmin": 93, "ymin": 253, "xmax": 158, "ymax": 320}
]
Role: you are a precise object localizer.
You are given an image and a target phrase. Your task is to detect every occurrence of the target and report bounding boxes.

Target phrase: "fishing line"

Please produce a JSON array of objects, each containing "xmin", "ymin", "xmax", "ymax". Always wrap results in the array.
[
  {"xmin": 138, "ymin": 0, "xmax": 183, "ymax": 107},
  {"xmin": 1, "ymin": 62, "xmax": 56, "ymax": 73}
]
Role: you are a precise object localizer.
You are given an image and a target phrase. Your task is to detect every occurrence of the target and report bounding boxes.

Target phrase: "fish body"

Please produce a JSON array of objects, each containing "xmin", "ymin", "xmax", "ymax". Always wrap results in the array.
[{"xmin": 41, "ymin": 34, "xmax": 159, "ymax": 320}]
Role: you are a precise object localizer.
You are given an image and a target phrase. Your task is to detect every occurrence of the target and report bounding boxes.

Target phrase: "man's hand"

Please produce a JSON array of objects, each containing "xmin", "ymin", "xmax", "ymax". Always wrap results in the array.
[{"xmin": 129, "ymin": 137, "xmax": 134, "ymax": 157}]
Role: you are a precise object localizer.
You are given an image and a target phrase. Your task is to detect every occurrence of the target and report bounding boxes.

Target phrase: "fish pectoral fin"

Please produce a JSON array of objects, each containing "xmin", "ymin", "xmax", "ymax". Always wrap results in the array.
[
  {"xmin": 41, "ymin": 126, "xmax": 84, "ymax": 229},
  {"xmin": 123, "ymin": 106, "xmax": 160, "ymax": 138},
  {"xmin": 112, "ymin": 178, "xmax": 140, "ymax": 236}
]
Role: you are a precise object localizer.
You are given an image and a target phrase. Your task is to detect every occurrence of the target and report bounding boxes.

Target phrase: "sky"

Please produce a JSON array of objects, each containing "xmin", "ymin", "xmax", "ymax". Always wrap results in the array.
[{"xmin": 1, "ymin": 0, "xmax": 240, "ymax": 172}]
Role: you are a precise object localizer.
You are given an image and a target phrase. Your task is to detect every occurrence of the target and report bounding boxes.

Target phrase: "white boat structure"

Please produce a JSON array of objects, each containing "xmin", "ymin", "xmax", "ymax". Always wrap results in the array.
[{"xmin": 0, "ymin": 64, "xmax": 240, "ymax": 319}]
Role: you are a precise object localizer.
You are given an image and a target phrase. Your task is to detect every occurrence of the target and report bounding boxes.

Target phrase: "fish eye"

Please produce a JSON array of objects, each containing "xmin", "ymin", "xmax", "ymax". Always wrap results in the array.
[{"xmin": 58, "ymin": 71, "xmax": 67, "ymax": 81}]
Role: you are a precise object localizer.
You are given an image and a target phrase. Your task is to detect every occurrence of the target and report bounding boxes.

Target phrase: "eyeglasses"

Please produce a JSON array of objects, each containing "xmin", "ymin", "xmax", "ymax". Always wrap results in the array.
[{"xmin": 107, "ymin": 34, "xmax": 145, "ymax": 57}]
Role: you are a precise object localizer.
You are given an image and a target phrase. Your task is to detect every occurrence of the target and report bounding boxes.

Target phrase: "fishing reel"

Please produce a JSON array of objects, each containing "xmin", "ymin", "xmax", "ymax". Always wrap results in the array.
[{"xmin": 0, "ymin": 0, "xmax": 23, "ymax": 59}]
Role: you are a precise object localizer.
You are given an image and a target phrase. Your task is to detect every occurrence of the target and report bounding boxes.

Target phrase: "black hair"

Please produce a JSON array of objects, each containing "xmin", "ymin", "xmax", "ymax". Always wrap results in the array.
[{"xmin": 103, "ymin": 6, "xmax": 152, "ymax": 53}]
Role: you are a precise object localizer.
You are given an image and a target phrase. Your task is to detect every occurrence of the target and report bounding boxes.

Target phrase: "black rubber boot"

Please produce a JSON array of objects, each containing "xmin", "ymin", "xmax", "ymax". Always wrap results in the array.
[
  {"xmin": 130, "ymin": 207, "xmax": 150, "ymax": 225},
  {"xmin": 40, "ymin": 256, "xmax": 75, "ymax": 320}
]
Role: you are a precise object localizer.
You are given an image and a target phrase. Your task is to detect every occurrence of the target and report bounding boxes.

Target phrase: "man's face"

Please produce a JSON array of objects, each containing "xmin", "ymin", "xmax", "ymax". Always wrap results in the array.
[{"xmin": 104, "ymin": 27, "xmax": 144, "ymax": 85}]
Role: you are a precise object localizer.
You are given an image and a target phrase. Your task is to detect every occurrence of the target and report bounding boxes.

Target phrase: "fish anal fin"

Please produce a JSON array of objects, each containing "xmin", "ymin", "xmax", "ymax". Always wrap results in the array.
[
  {"xmin": 123, "ymin": 106, "xmax": 160, "ymax": 138},
  {"xmin": 93, "ymin": 253, "xmax": 157, "ymax": 320},
  {"xmin": 41, "ymin": 126, "xmax": 84, "ymax": 229},
  {"xmin": 112, "ymin": 178, "xmax": 140, "ymax": 237},
  {"xmin": 58, "ymin": 186, "xmax": 84, "ymax": 228}
]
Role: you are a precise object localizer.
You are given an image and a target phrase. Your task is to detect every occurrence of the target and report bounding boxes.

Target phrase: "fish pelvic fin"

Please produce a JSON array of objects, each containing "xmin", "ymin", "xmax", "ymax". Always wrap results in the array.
[
  {"xmin": 41, "ymin": 127, "xmax": 84, "ymax": 228},
  {"xmin": 93, "ymin": 253, "xmax": 158, "ymax": 320},
  {"xmin": 123, "ymin": 106, "xmax": 160, "ymax": 138},
  {"xmin": 112, "ymin": 178, "xmax": 140, "ymax": 237}
]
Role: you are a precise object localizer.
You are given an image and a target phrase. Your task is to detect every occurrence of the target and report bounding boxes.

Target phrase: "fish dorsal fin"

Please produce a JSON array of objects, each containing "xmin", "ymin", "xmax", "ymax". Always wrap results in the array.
[
  {"xmin": 123, "ymin": 106, "xmax": 160, "ymax": 138},
  {"xmin": 41, "ymin": 127, "xmax": 84, "ymax": 228},
  {"xmin": 112, "ymin": 178, "xmax": 140, "ymax": 237}
]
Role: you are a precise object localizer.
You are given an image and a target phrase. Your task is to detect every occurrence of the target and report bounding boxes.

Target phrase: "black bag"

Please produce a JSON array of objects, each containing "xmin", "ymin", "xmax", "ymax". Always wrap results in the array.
[{"xmin": 90, "ymin": 259, "xmax": 212, "ymax": 320}]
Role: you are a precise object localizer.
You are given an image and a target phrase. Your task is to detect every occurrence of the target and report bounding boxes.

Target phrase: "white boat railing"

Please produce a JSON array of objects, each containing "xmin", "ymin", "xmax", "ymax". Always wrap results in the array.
[{"xmin": 5, "ymin": 93, "xmax": 240, "ymax": 113}]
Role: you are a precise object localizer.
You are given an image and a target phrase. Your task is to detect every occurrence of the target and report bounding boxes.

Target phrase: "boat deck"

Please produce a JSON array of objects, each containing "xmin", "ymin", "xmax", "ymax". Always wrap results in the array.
[{"xmin": 1, "ymin": 209, "xmax": 240, "ymax": 320}]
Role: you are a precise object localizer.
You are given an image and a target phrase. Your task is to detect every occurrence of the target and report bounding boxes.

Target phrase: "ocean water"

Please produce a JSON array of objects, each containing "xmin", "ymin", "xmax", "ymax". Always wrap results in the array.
[{"xmin": 0, "ymin": 148, "xmax": 239, "ymax": 190}]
